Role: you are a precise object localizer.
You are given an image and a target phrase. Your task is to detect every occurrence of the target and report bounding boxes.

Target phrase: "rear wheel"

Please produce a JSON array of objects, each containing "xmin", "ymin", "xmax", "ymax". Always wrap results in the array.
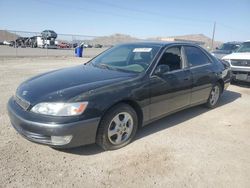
[
  {"xmin": 96, "ymin": 104, "xmax": 138, "ymax": 150},
  {"xmin": 206, "ymin": 83, "xmax": 222, "ymax": 108}
]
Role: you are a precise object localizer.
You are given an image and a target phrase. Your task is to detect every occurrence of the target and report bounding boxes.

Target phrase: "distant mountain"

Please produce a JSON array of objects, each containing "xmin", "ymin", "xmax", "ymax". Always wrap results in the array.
[
  {"xmin": 90, "ymin": 33, "xmax": 140, "ymax": 46},
  {"xmin": 89, "ymin": 33, "xmax": 221, "ymax": 49},
  {"xmin": 149, "ymin": 34, "xmax": 222, "ymax": 49},
  {"xmin": 0, "ymin": 30, "xmax": 19, "ymax": 42}
]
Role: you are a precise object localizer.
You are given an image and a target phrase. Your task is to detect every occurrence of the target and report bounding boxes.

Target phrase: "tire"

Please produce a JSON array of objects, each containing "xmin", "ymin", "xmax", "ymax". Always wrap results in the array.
[
  {"xmin": 96, "ymin": 103, "xmax": 138, "ymax": 150},
  {"xmin": 206, "ymin": 83, "xmax": 222, "ymax": 108},
  {"xmin": 230, "ymin": 78, "xmax": 237, "ymax": 85}
]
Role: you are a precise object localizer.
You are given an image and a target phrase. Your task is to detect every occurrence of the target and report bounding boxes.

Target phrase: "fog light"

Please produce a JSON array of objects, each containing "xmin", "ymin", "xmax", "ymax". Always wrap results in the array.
[{"xmin": 51, "ymin": 135, "xmax": 72, "ymax": 145}]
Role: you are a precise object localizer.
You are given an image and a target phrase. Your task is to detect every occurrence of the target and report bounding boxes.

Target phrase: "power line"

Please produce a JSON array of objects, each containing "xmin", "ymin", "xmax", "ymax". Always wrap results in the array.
[
  {"xmin": 24, "ymin": 0, "xmax": 249, "ymax": 41},
  {"xmin": 35, "ymin": 0, "xmax": 213, "ymax": 25},
  {"xmin": 90, "ymin": 0, "xmax": 247, "ymax": 36},
  {"xmin": 34, "ymin": 0, "xmax": 154, "ymax": 23},
  {"xmin": 217, "ymin": 22, "xmax": 248, "ymax": 35},
  {"xmin": 91, "ymin": 0, "xmax": 214, "ymax": 23}
]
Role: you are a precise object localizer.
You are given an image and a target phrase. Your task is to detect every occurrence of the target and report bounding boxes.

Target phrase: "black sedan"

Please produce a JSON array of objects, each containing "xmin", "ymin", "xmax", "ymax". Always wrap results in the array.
[{"xmin": 7, "ymin": 42, "xmax": 231, "ymax": 150}]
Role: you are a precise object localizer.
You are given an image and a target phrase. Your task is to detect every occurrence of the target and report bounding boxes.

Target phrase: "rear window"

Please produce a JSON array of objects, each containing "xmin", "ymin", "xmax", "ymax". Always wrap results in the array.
[{"xmin": 184, "ymin": 46, "xmax": 211, "ymax": 67}]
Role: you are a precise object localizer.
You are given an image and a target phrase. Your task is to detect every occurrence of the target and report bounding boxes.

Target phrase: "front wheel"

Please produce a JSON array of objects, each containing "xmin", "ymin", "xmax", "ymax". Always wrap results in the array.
[
  {"xmin": 206, "ymin": 83, "xmax": 222, "ymax": 108},
  {"xmin": 96, "ymin": 104, "xmax": 138, "ymax": 150}
]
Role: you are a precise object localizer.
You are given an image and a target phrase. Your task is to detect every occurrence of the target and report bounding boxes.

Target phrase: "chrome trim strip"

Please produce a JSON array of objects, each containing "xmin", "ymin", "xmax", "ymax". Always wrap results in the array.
[
  {"xmin": 14, "ymin": 94, "xmax": 30, "ymax": 111},
  {"xmin": 189, "ymin": 63, "xmax": 211, "ymax": 69}
]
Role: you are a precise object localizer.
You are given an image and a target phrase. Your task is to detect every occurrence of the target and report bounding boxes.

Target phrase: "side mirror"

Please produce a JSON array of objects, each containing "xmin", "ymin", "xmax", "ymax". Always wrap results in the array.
[
  {"xmin": 215, "ymin": 47, "xmax": 219, "ymax": 50},
  {"xmin": 155, "ymin": 64, "xmax": 170, "ymax": 76}
]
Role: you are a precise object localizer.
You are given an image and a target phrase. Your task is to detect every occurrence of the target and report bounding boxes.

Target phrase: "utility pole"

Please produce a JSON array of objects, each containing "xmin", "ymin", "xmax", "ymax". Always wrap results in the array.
[{"xmin": 211, "ymin": 21, "xmax": 216, "ymax": 51}]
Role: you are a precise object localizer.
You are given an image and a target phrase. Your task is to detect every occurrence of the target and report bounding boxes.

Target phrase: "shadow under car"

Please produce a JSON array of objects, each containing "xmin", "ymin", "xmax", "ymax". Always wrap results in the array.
[{"xmin": 57, "ymin": 90, "xmax": 241, "ymax": 155}]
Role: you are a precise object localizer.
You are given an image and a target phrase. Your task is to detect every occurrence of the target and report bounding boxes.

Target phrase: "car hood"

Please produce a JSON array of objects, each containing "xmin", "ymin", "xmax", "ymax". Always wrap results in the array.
[
  {"xmin": 222, "ymin": 52, "xmax": 250, "ymax": 60},
  {"xmin": 16, "ymin": 64, "xmax": 136, "ymax": 104},
  {"xmin": 212, "ymin": 50, "xmax": 232, "ymax": 54}
]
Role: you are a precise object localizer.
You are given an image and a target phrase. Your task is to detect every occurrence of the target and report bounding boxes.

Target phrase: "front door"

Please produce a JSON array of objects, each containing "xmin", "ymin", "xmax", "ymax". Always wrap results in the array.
[{"xmin": 149, "ymin": 46, "xmax": 192, "ymax": 120}]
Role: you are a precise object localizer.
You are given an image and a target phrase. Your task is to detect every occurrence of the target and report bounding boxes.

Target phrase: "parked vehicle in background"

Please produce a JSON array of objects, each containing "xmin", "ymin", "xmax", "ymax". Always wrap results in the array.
[
  {"xmin": 58, "ymin": 42, "xmax": 70, "ymax": 48},
  {"xmin": 211, "ymin": 42, "xmax": 241, "ymax": 59},
  {"xmin": 72, "ymin": 43, "xmax": 78, "ymax": 48},
  {"xmin": 9, "ymin": 41, "xmax": 15, "ymax": 47},
  {"xmin": 14, "ymin": 37, "xmax": 29, "ymax": 48},
  {"xmin": 83, "ymin": 44, "xmax": 93, "ymax": 48},
  {"xmin": 94, "ymin": 44, "xmax": 103, "ymax": 48},
  {"xmin": 223, "ymin": 41, "xmax": 250, "ymax": 82},
  {"xmin": 40, "ymin": 30, "xmax": 57, "ymax": 49},
  {"xmin": 3, "ymin": 40, "xmax": 11, "ymax": 45},
  {"xmin": 36, "ymin": 36, "xmax": 44, "ymax": 48},
  {"xmin": 37, "ymin": 36, "xmax": 57, "ymax": 49},
  {"xmin": 41, "ymin": 30, "xmax": 57, "ymax": 39},
  {"xmin": 31, "ymin": 36, "xmax": 39, "ymax": 48},
  {"xmin": 7, "ymin": 42, "xmax": 231, "ymax": 150}
]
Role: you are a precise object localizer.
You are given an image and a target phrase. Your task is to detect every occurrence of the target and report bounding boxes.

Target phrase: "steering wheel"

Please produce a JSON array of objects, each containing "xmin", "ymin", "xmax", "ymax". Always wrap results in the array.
[{"xmin": 135, "ymin": 62, "xmax": 149, "ymax": 69}]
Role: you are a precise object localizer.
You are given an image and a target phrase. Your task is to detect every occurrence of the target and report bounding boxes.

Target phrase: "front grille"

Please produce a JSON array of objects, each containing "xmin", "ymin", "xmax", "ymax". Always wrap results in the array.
[
  {"xmin": 14, "ymin": 95, "xmax": 30, "ymax": 110},
  {"xmin": 232, "ymin": 71, "xmax": 250, "ymax": 75},
  {"xmin": 231, "ymin": 60, "xmax": 250, "ymax": 67}
]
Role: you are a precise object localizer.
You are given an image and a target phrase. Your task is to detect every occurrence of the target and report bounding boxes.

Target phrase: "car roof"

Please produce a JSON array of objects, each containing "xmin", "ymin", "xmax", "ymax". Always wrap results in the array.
[
  {"xmin": 118, "ymin": 41, "xmax": 201, "ymax": 47},
  {"xmin": 224, "ymin": 41, "xmax": 242, "ymax": 45},
  {"xmin": 42, "ymin": 30, "xmax": 56, "ymax": 33}
]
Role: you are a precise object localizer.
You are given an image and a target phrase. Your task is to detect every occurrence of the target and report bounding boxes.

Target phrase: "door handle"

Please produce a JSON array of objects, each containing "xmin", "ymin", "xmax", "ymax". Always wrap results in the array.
[{"xmin": 183, "ymin": 77, "xmax": 189, "ymax": 81}]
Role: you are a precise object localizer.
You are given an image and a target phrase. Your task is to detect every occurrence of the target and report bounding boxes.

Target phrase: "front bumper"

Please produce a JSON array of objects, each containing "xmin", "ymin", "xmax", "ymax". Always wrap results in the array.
[
  {"xmin": 231, "ymin": 66, "xmax": 250, "ymax": 82},
  {"xmin": 7, "ymin": 97, "xmax": 100, "ymax": 148}
]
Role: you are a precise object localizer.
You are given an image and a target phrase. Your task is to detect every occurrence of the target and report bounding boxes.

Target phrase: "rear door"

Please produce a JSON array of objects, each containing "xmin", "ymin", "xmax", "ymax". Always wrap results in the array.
[{"xmin": 183, "ymin": 46, "xmax": 215, "ymax": 104}]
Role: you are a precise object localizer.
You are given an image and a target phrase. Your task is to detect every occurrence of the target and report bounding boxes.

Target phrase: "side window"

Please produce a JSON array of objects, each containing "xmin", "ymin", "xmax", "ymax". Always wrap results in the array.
[
  {"xmin": 184, "ymin": 46, "xmax": 211, "ymax": 67},
  {"xmin": 158, "ymin": 46, "xmax": 182, "ymax": 71}
]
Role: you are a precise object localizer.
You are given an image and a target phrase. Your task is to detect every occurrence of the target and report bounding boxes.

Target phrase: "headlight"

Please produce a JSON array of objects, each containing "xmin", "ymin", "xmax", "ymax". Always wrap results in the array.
[
  {"xmin": 31, "ymin": 102, "xmax": 88, "ymax": 116},
  {"xmin": 223, "ymin": 59, "xmax": 231, "ymax": 63}
]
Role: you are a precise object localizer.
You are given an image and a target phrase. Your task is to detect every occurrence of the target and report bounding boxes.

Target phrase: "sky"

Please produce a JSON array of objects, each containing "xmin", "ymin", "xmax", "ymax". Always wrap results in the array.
[{"xmin": 0, "ymin": 0, "xmax": 249, "ymax": 42}]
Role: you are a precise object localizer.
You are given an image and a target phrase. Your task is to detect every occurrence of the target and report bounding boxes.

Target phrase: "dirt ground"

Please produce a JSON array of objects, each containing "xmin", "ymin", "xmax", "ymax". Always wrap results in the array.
[
  {"xmin": 0, "ymin": 57, "xmax": 250, "ymax": 188},
  {"xmin": 0, "ymin": 46, "xmax": 107, "ymax": 58}
]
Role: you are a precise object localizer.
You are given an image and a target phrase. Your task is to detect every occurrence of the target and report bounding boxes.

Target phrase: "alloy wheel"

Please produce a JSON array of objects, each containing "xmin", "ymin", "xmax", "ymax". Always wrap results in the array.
[
  {"xmin": 210, "ymin": 85, "xmax": 220, "ymax": 106},
  {"xmin": 107, "ymin": 112, "xmax": 134, "ymax": 145}
]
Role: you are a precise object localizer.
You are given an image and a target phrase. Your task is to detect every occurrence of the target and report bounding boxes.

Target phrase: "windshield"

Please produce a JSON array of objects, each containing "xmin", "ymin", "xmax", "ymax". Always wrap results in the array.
[
  {"xmin": 237, "ymin": 42, "xmax": 250, "ymax": 53},
  {"xmin": 91, "ymin": 44, "xmax": 161, "ymax": 73},
  {"xmin": 218, "ymin": 43, "xmax": 239, "ymax": 51}
]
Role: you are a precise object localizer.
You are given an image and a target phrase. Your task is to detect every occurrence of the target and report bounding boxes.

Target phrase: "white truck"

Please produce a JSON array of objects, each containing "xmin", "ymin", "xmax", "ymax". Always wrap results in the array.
[
  {"xmin": 37, "ymin": 36, "xmax": 57, "ymax": 49},
  {"xmin": 222, "ymin": 41, "xmax": 250, "ymax": 82}
]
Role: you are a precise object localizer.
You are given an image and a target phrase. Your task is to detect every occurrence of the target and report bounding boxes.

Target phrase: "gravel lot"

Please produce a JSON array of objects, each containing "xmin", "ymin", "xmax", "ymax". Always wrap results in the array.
[
  {"xmin": 0, "ymin": 46, "xmax": 107, "ymax": 58},
  {"xmin": 0, "ymin": 57, "xmax": 250, "ymax": 188}
]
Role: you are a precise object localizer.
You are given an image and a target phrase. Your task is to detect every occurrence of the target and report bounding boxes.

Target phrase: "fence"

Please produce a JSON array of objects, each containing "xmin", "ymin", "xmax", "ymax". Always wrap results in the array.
[{"xmin": 0, "ymin": 30, "xmax": 108, "ymax": 57}]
